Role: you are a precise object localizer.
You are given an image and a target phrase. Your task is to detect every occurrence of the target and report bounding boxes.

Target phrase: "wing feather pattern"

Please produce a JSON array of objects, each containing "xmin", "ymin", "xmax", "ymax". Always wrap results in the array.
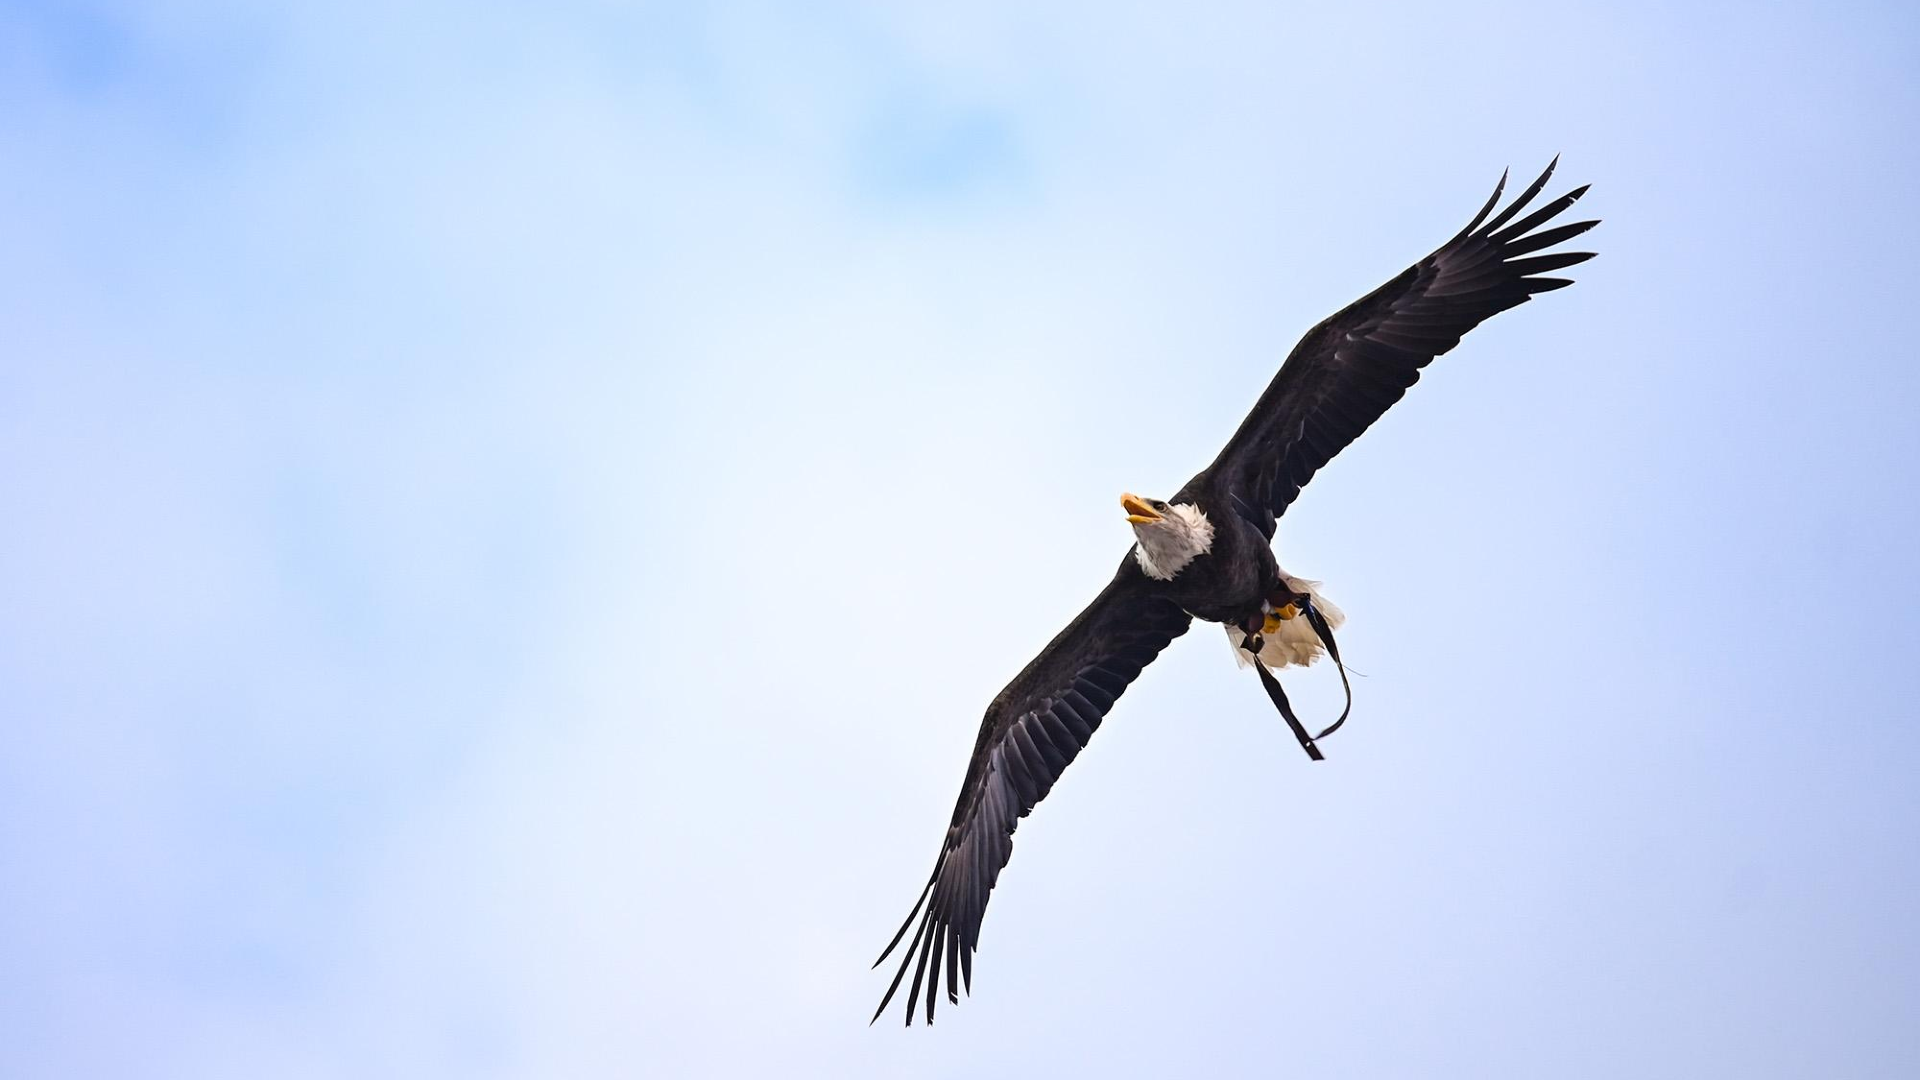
[
  {"xmin": 1189, "ymin": 158, "xmax": 1598, "ymax": 534},
  {"xmin": 872, "ymin": 559, "xmax": 1191, "ymax": 1025}
]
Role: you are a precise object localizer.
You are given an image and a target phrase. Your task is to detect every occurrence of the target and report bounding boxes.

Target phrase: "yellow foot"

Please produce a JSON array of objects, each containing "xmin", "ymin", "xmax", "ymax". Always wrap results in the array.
[
  {"xmin": 1275, "ymin": 602, "xmax": 1299, "ymax": 621},
  {"xmin": 1262, "ymin": 612, "xmax": 1281, "ymax": 634}
]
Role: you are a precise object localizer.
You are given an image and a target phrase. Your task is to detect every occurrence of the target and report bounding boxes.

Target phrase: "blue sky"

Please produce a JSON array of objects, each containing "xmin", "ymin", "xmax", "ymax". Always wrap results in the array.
[{"xmin": 3, "ymin": 0, "xmax": 1918, "ymax": 1076}]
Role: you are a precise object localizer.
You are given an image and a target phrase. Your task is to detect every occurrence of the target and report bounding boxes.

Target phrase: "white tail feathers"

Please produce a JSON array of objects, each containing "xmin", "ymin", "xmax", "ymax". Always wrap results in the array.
[{"xmin": 1227, "ymin": 576, "xmax": 1346, "ymax": 669}]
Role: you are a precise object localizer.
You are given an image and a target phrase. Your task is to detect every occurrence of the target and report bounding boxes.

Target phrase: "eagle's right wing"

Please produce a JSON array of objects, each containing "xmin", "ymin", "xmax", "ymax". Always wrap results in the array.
[{"xmin": 872, "ymin": 557, "xmax": 1191, "ymax": 1026}]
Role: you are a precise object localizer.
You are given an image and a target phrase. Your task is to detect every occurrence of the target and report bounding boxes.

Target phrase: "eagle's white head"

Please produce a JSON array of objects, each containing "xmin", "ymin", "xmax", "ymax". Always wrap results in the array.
[{"xmin": 1121, "ymin": 493, "xmax": 1215, "ymax": 581}]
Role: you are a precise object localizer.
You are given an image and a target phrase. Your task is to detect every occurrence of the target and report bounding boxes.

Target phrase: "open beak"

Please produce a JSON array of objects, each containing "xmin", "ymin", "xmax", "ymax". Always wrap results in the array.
[{"xmin": 1121, "ymin": 493, "xmax": 1163, "ymax": 525}]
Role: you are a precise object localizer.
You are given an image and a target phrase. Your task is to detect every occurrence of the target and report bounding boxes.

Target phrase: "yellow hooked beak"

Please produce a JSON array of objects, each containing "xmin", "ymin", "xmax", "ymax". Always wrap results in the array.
[{"xmin": 1121, "ymin": 493, "xmax": 1163, "ymax": 525}]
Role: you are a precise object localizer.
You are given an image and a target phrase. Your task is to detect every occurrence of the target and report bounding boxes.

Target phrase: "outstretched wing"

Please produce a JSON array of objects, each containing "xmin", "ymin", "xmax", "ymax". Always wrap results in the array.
[
  {"xmin": 872, "ymin": 557, "xmax": 1191, "ymax": 1026},
  {"xmin": 1189, "ymin": 158, "xmax": 1598, "ymax": 535}
]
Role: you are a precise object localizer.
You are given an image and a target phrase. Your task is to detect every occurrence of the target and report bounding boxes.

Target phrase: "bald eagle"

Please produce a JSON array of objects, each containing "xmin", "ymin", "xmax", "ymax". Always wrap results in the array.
[{"xmin": 873, "ymin": 160, "xmax": 1597, "ymax": 1025}]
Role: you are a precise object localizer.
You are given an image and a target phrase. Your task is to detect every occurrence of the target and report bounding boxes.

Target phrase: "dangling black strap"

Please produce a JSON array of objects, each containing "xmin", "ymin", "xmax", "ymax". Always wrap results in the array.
[
  {"xmin": 1239, "ymin": 596, "xmax": 1354, "ymax": 761},
  {"xmin": 1252, "ymin": 653, "xmax": 1325, "ymax": 762}
]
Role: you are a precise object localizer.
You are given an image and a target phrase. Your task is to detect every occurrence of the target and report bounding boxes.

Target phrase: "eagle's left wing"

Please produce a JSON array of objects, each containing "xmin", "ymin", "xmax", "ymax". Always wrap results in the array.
[{"xmin": 1188, "ymin": 159, "xmax": 1597, "ymax": 534}]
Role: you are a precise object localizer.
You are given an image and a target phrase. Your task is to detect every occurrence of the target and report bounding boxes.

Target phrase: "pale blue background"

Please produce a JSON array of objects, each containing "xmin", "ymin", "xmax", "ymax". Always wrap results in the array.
[{"xmin": 4, "ymin": 1, "xmax": 1918, "ymax": 1076}]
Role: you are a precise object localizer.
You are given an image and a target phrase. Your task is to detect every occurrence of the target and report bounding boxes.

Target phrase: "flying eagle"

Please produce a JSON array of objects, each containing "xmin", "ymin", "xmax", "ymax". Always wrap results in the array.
[{"xmin": 873, "ymin": 160, "xmax": 1597, "ymax": 1025}]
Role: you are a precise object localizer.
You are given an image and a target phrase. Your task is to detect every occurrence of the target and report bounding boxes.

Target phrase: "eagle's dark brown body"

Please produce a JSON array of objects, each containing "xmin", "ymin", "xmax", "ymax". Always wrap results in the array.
[{"xmin": 1152, "ymin": 493, "xmax": 1281, "ymax": 626}]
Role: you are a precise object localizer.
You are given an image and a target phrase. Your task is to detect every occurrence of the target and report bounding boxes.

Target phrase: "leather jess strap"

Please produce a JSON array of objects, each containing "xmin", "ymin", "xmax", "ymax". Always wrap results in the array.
[{"xmin": 1239, "ymin": 597, "xmax": 1353, "ymax": 762}]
